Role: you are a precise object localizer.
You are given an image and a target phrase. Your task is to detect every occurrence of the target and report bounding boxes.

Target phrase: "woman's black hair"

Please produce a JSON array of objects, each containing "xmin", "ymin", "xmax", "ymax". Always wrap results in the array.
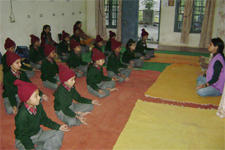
[
  {"xmin": 211, "ymin": 37, "xmax": 225, "ymax": 60},
  {"xmin": 42, "ymin": 24, "xmax": 50, "ymax": 32},
  {"xmin": 74, "ymin": 21, "xmax": 82, "ymax": 28},
  {"xmin": 126, "ymin": 39, "xmax": 136, "ymax": 50},
  {"xmin": 41, "ymin": 24, "xmax": 51, "ymax": 36}
]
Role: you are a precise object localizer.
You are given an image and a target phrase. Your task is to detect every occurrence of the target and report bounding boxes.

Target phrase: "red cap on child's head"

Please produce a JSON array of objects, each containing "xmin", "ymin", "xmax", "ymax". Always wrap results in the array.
[
  {"xmin": 14, "ymin": 80, "xmax": 38, "ymax": 103},
  {"xmin": 109, "ymin": 31, "xmax": 116, "ymax": 39},
  {"xmin": 111, "ymin": 39, "xmax": 121, "ymax": 51},
  {"xmin": 95, "ymin": 35, "xmax": 103, "ymax": 43},
  {"xmin": 70, "ymin": 39, "xmax": 80, "ymax": 50},
  {"xmin": 92, "ymin": 48, "xmax": 105, "ymax": 62},
  {"xmin": 141, "ymin": 29, "xmax": 149, "ymax": 37},
  {"xmin": 61, "ymin": 30, "xmax": 70, "ymax": 40},
  {"xmin": 6, "ymin": 51, "xmax": 21, "ymax": 67},
  {"xmin": 44, "ymin": 44, "xmax": 55, "ymax": 57},
  {"xmin": 30, "ymin": 34, "xmax": 40, "ymax": 45},
  {"xmin": 4, "ymin": 38, "xmax": 16, "ymax": 50},
  {"xmin": 58, "ymin": 64, "xmax": 76, "ymax": 83}
]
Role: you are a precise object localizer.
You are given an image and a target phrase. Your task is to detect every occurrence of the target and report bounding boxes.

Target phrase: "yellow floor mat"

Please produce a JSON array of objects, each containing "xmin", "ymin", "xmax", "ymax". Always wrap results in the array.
[
  {"xmin": 145, "ymin": 64, "xmax": 221, "ymax": 106},
  {"xmin": 145, "ymin": 53, "xmax": 200, "ymax": 65},
  {"xmin": 113, "ymin": 100, "xmax": 225, "ymax": 150}
]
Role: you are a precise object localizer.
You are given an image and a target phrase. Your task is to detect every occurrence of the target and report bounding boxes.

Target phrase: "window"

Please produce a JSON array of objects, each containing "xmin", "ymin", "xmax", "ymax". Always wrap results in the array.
[
  {"xmin": 104, "ymin": 0, "xmax": 118, "ymax": 28},
  {"xmin": 174, "ymin": 0, "xmax": 206, "ymax": 33}
]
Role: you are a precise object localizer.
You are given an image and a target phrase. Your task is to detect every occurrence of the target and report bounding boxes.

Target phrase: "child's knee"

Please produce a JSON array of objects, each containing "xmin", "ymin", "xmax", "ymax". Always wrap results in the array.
[{"xmin": 197, "ymin": 88, "xmax": 208, "ymax": 97}]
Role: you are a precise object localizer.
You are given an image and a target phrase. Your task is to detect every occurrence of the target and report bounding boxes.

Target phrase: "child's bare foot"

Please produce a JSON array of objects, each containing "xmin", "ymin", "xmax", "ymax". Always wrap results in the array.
[
  {"xmin": 125, "ymin": 77, "xmax": 129, "ymax": 81},
  {"xmin": 109, "ymin": 88, "xmax": 118, "ymax": 92}
]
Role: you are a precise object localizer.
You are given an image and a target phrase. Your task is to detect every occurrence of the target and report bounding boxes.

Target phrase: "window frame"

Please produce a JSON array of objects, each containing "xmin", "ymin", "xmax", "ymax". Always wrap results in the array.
[
  {"xmin": 104, "ymin": 0, "xmax": 118, "ymax": 29},
  {"xmin": 174, "ymin": 0, "xmax": 206, "ymax": 33}
]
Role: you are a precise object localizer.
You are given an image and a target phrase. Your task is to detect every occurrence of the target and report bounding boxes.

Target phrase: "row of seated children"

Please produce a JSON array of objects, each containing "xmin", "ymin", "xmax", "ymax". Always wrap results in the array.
[{"xmin": 2, "ymin": 51, "xmax": 101, "ymax": 149}]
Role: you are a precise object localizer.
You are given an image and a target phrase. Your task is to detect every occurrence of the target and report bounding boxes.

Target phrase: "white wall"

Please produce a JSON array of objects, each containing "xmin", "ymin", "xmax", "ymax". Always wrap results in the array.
[
  {"xmin": 0, "ymin": 0, "xmax": 87, "ymax": 54},
  {"xmin": 159, "ymin": 0, "xmax": 221, "ymax": 48},
  {"xmin": 212, "ymin": 0, "xmax": 225, "ymax": 42},
  {"xmin": 159, "ymin": 3, "xmax": 201, "ymax": 47}
]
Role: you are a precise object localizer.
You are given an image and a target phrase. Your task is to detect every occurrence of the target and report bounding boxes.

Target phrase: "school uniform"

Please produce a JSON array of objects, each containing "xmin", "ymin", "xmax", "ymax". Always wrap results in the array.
[
  {"xmin": 135, "ymin": 40, "xmax": 154, "ymax": 60},
  {"xmin": 41, "ymin": 58, "xmax": 59, "ymax": 90},
  {"xmin": 57, "ymin": 40, "xmax": 70, "ymax": 61},
  {"xmin": 29, "ymin": 46, "xmax": 45, "ymax": 69},
  {"xmin": 122, "ymin": 48, "xmax": 144, "ymax": 68},
  {"xmin": 66, "ymin": 51, "xmax": 88, "ymax": 78},
  {"xmin": 3, "ymin": 70, "xmax": 43, "ymax": 114},
  {"xmin": 15, "ymin": 103, "xmax": 64, "ymax": 150},
  {"xmin": 107, "ymin": 52, "xmax": 131, "ymax": 82},
  {"xmin": 2, "ymin": 52, "xmax": 34, "ymax": 78},
  {"xmin": 87, "ymin": 63, "xmax": 115, "ymax": 98},
  {"xmin": 54, "ymin": 84, "xmax": 93, "ymax": 126},
  {"xmin": 71, "ymin": 35, "xmax": 89, "ymax": 54}
]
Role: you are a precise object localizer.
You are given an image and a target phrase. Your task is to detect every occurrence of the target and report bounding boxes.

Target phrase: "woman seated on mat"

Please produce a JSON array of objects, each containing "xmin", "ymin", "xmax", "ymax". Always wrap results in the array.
[{"xmin": 196, "ymin": 37, "xmax": 225, "ymax": 97}]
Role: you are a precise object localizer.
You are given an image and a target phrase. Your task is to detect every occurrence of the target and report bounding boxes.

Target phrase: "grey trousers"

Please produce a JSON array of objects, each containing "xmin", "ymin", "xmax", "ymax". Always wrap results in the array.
[
  {"xmin": 81, "ymin": 45, "xmax": 90, "ymax": 54},
  {"xmin": 25, "ymin": 70, "xmax": 35, "ymax": 78},
  {"xmin": 87, "ymin": 81, "xmax": 115, "ymax": 98},
  {"xmin": 131, "ymin": 59, "xmax": 144, "ymax": 68},
  {"xmin": 30, "ymin": 62, "xmax": 41, "ymax": 70},
  {"xmin": 135, "ymin": 50, "xmax": 154, "ymax": 60},
  {"xmin": 15, "ymin": 128, "xmax": 64, "ymax": 150},
  {"xmin": 107, "ymin": 68, "xmax": 131, "ymax": 82},
  {"xmin": 3, "ymin": 95, "xmax": 20, "ymax": 114},
  {"xmin": 42, "ymin": 75, "xmax": 59, "ymax": 90},
  {"xmin": 73, "ymin": 65, "xmax": 88, "ymax": 78},
  {"xmin": 55, "ymin": 103, "xmax": 94, "ymax": 127}
]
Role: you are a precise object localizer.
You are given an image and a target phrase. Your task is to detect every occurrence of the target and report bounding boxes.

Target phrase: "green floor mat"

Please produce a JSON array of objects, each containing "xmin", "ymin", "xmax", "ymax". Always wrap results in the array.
[
  {"xmin": 136, "ymin": 62, "xmax": 171, "ymax": 72},
  {"xmin": 156, "ymin": 50, "xmax": 209, "ymax": 57}
]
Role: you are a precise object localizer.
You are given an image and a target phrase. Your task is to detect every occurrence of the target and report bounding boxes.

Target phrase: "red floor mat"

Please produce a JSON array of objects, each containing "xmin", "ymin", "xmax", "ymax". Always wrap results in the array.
[{"xmin": 0, "ymin": 69, "xmax": 160, "ymax": 150}]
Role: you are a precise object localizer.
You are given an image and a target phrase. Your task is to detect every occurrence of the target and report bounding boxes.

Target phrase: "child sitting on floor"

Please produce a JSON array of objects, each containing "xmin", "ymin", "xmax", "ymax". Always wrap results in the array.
[
  {"xmin": 14, "ymin": 80, "xmax": 69, "ymax": 150},
  {"xmin": 122, "ymin": 39, "xmax": 144, "ymax": 68},
  {"xmin": 196, "ymin": 37, "xmax": 225, "ymax": 97},
  {"xmin": 54, "ymin": 64, "xmax": 100, "ymax": 127},
  {"xmin": 107, "ymin": 39, "xmax": 131, "ymax": 82},
  {"xmin": 93, "ymin": 35, "xmax": 104, "ymax": 53},
  {"xmin": 29, "ymin": 34, "xmax": 45, "ymax": 69},
  {"xmin": 57, "ymin": 30, "xmax": 70, "ymax": 61},
  {"xmin": 41, "ymin": 24, "xmax": 57, "ymax": 48},
  {"xmin": 105, "ymin": 31, "xmax": 116, "ymax": 56},
  {"xmin": 2, "ymin": 52, "xmax": 48, "ymax": 115},
  {"xmin": 67, "ymin": 39, "xmax": 88, "ymax": 78},
  {"xmin": 41, "ymin": 44, "xmax": 59, "ymax": 90},
  {"xmin": 2, "ymin": 38, "xmax": 34, "ymax": 78},
  {"xmin": 87, "ymin": 49, "xmax": 117, "ymax": 98},
  {"xmin": 135, "ymin": 29, "xmax": 155, "ymax": 60}
]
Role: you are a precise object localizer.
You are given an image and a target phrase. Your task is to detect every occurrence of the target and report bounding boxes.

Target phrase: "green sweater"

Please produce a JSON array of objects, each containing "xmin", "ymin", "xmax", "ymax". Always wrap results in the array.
[
  {"xmin": 57, "ymin": 40, "xmax": 70, "ymax": 56},
  {"xmin": 105, "ymin": 40, "xmax": 111, "ymax": 52},
  {"xmin": 54, "ymin": 84, "xmax": 92, "ymax": 117},
  {"xmin": 3, "ymin": 70, "xmax": 31, "ymax": 107},
  {"xmin": 70, "ymin": 35, "xmax": 81, "ymax": 43},
  {"xmin": 86, "ymin": 64, "xmax": 112, "ymax": 91},
  {"xmin": 29, "ymin": 46, "xmax": 44, "ymax": 64},
  {"xmin": 107, "ymin": 52, "xmax": 127, "ymax": 74},
  {"xmin": 122, "ymin": 49, "xmax": 139, "ymax": 64},
  {"xmin": 41, "ymin": 58, "xmax": 58, "ymax": 83},
  {"xmin": 66, "ymin": 51, "xmax": 87, "ymax": 68},
  {"xmin": 15, "ymin": 103, "xmax": 60, "ymax": 149}
]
